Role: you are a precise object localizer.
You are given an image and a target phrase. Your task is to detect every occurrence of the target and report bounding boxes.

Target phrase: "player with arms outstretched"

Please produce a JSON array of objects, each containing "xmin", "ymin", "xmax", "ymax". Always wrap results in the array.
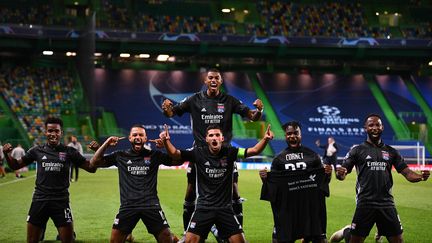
[
  {"xmin": 160, "ymin": 124, "xmax": 273, "ymax": 243},
  {"xmin": 336, "ymin": 114, "xmax": 430, "ymax": 243}
]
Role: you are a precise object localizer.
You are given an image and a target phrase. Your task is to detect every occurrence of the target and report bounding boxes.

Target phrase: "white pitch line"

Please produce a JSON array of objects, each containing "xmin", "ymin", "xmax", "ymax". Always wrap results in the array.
[{"xmin": 0, "ymin": 175, "xmax": 35, "ymax": 187}]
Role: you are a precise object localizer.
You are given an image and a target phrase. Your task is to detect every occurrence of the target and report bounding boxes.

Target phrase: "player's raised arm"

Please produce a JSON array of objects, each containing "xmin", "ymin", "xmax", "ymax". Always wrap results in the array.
[
  {"xmin": 401, "ymin": 167, "xmax": 430, "ymax": 182},
  {"xmin": 90, "ymin": 136, "xmax": 123, "ymax": 168},
  {"xmin": 87, "ymin": 140, "xmax": 100, "ymax": 152},
  {"xmin": 160, "ymin": 124, "xmax": 182, "ymax": 160},
  {"xmin": 2, "ymin": 143, "xmax": 26, "ymax": 170},
  {"xmin": 245, "ymin": 124, "xmax": 273, "ymax": 157},
  {"xmin": 162, "ymin": 99, "xmax": 175, "ymax": 118},
  {"xmin": 72, "ymin": 140, "xmax": 101, "ymax": 173},
  {"xmin": 148, "ymin": 138, "xmax": 164, "ymax": 149},
  {"xmin": 247, "ymin": 99, "xmax": 264, "ymax": 121}
]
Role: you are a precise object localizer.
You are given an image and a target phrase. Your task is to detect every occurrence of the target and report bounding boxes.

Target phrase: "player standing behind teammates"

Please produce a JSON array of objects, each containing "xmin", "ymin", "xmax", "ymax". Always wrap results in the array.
[
  {"xmin": 259, "ymin": 121, "xmax": 332, "ymax": 243},
  {"xmin": 90, "ymin": 124, "xmax": 182, "ymax": 243},
  {"xmin": 2, "ymin": 117, "xmax": 97, "ymax": 243},
  {"xmin": 316, "ymin": 136, "xmax": 339, "ymax": 178},
  {"xmin": 161, "ymin": 68, "xmax": 263, "ymax": 241},
  {"xmin": 67, "ymin": 136, "xmax": 83, "ymax": 182},
  {"xmin": 336, "ymin": 114, "xmax": 430, "ymax": 243},
  {"xmin": 159, "ymin": 124, "xmax": 273, "ymax": 243}
]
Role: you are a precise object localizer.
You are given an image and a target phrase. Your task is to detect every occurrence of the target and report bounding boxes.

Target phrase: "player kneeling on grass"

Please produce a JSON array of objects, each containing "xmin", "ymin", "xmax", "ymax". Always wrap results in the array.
[
  {"xmin": 90, "ymin": 124, "xmax": 181, "ymax": 243},
  {"xmin": 336, "ymin": 114, "xmax": 430, "ymax": 243},
  {"xmin": 2, "ymin": 117, "xmax": 97, "ymax": 243},
  {"xmin": 160, "ymin": 123, "xmax": 274, "ymax": 243}
]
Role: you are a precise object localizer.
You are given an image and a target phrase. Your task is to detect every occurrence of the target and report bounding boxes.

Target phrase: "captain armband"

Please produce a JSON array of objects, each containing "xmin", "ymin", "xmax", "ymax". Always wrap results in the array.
[{"xmin": 237, "ymin": 148, "xmax": 247, "ymax": 159}]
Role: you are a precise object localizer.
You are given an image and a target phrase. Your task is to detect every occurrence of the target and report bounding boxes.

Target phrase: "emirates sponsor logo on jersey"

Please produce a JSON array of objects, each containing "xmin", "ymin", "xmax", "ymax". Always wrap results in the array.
[
  {"xmin": 367, "ymin": 161, "xmax": 387, "ymax": 171},
  {"xmin": 128, "ymin": 165, "xmax": 150, "ymax": 175},
  {"xmin": 217, "ymin": 103, "xmax": 225, "ymax": 113},
  {"xmin": 42, "ymin": 162, "xmax": 64, "ymax": 172},
  {"xmin": 59, "ymin": 152, "xmax": 66, "ymax": 161},
  {"xmin": 205, "ymin": 167, "xmax": 227, "ymax": 178},
  {"xmin": 201, "ymin": 114, "xmax": 223, "ymax": 124}
]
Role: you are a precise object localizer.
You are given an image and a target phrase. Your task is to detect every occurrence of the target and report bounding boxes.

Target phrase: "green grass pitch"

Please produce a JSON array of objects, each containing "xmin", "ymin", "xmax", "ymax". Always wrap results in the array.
[{"xmin": 0, "ymin": 169, "xmax": 431, "ymax": 242}]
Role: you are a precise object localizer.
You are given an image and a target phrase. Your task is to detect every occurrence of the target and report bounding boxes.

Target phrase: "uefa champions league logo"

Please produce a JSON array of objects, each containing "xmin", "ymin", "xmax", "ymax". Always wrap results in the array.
[
  {"xmin": 317, "ymin": 105, "xmax": 340, "ymax": 116},
  {"xmin": 308, "ymin": 105, "xmax": 363, "ymax": 136}
]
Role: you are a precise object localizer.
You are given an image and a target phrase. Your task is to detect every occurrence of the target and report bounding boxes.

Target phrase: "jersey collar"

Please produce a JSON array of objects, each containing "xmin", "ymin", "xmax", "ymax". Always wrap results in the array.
[{"xmin": 364, "ymin": 140, "xmax": 384, "ymax": 148}]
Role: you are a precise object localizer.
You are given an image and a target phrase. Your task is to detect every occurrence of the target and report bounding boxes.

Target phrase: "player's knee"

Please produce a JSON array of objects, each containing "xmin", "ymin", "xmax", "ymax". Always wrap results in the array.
[
  {"xmin": 228, "ymin": 233, "xmax": 246, "ymax": 243},
  {"xmin": 185, "ymin": 232, "xmax": 200, "ymax": 243},
  {"xmin": 27, "ymin": 234, "xmax": 41, "ymax": 243},
  {"xmin": 387, "ymin": 234, "xmax": 403, "ymax": 243},
  {"xmin": 110, "ymin": 229, "xmax": 128, "ymax": 243},
  {"xmin": 156, "ymin": 228, "xmax": 173, "ymax": 243}
]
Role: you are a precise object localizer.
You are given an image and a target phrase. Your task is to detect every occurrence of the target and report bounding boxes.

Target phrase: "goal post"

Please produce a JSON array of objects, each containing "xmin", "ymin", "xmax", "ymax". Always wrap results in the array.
[{"xmin": 392, "ymin": 142, "xmax": 425, "ymax": 166}]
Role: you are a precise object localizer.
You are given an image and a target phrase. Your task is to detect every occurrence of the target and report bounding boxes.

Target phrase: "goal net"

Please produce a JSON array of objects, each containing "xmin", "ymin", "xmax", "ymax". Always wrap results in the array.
[{"xmin": 392, "ymin": 143, "xmax": 426, "ymax": 166}]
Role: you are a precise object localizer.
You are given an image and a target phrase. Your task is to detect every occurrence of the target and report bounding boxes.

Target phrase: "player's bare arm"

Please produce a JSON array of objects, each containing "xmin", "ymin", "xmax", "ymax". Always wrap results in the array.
[
  {"xmin": 75, "ymin": 140, "xmax": 100, "ymax": 172},
  {"xmin": 87, "ymin": 140, "xmax": 100, "ymax": 152},
  {"xmin": 245, "ymin": 124, "xmax": 273, "ymax": 157},
  {"xmin": 90, "ymin": 136, "xmax": 124, "ymax": 167},
  {"xmin": 160, "ymin": 124, "xmax": 182, "ymax": 160},
  {"xmin": 2, "ymin": 143, "xmax": 26, "ymax": 170},
  {"xmin": 162, "ymin": 99, "xmax": 175, "ymax": 118},
  {"xmin": 148, "ymin": 138, "xmax": 164, "ymax": 149},
  {"xmin": 247, "ymin": 99, "xmax": 264, "ymax": 121},
  {"xmin": 401, "ymin": 167, "xmax": 430, "ymax": 182},
  {"xmin": 336, "ymin": 166, "xmax": 348, "ymax": 180},
  {"xmin": 80, "ymin": 160, "xmax": 97, "ymax": 173}
]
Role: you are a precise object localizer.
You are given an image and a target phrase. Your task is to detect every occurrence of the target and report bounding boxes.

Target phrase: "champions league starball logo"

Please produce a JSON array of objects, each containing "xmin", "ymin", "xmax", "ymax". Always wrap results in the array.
[
  {"xmin": 316, "ymin": 105, "xmax": 340, "ymax": 116},
  {"xmin": 312, "ymin": 105, "xmax": 357, "ymax": 124},
  {"xmin": 308, "ymin": 105, "xmax": 364, "ymax": 136}
]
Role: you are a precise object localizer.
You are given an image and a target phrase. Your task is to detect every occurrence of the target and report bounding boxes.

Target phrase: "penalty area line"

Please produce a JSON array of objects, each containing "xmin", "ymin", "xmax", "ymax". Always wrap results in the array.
[{"xmin": 0, "ymin": 175, "xmax": 35, "ymax": 187}]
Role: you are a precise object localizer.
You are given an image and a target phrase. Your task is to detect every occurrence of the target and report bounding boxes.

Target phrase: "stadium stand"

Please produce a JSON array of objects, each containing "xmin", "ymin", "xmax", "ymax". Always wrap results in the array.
[
  {"xmin": 0, "ymin": 0, "xmax": 430, "ymax": 39},
  {"xmin": 0, "ymin": 66, "xmax": 82, "ymax": 145},
  {"xmin": 247, "ymin": 1, "xmax": 390, "ymax": 37}
]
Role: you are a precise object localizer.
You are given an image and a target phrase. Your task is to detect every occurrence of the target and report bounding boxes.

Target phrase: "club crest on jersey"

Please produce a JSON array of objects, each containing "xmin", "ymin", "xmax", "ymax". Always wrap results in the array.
[
  {"xmin": 144, "ymin": 157, "xmax": 151, "ymax": 165},
  {"xmin": 59, "ymin": 152, "xmax": 66, "ymax": 161},
  {"xmin": 381, "ymin": 151, "xmax": 389, "ymax": 160},
  {"xmin": 190, "ymin": 222, "xmax": 196, "ymax": 229},
  {"xmin": 217, "ymin": 103, "xmax": 225, "ymax": 113},
  {"xmin": 219, "ymin": 157, "xmax": 228, "ymax": 167}
]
